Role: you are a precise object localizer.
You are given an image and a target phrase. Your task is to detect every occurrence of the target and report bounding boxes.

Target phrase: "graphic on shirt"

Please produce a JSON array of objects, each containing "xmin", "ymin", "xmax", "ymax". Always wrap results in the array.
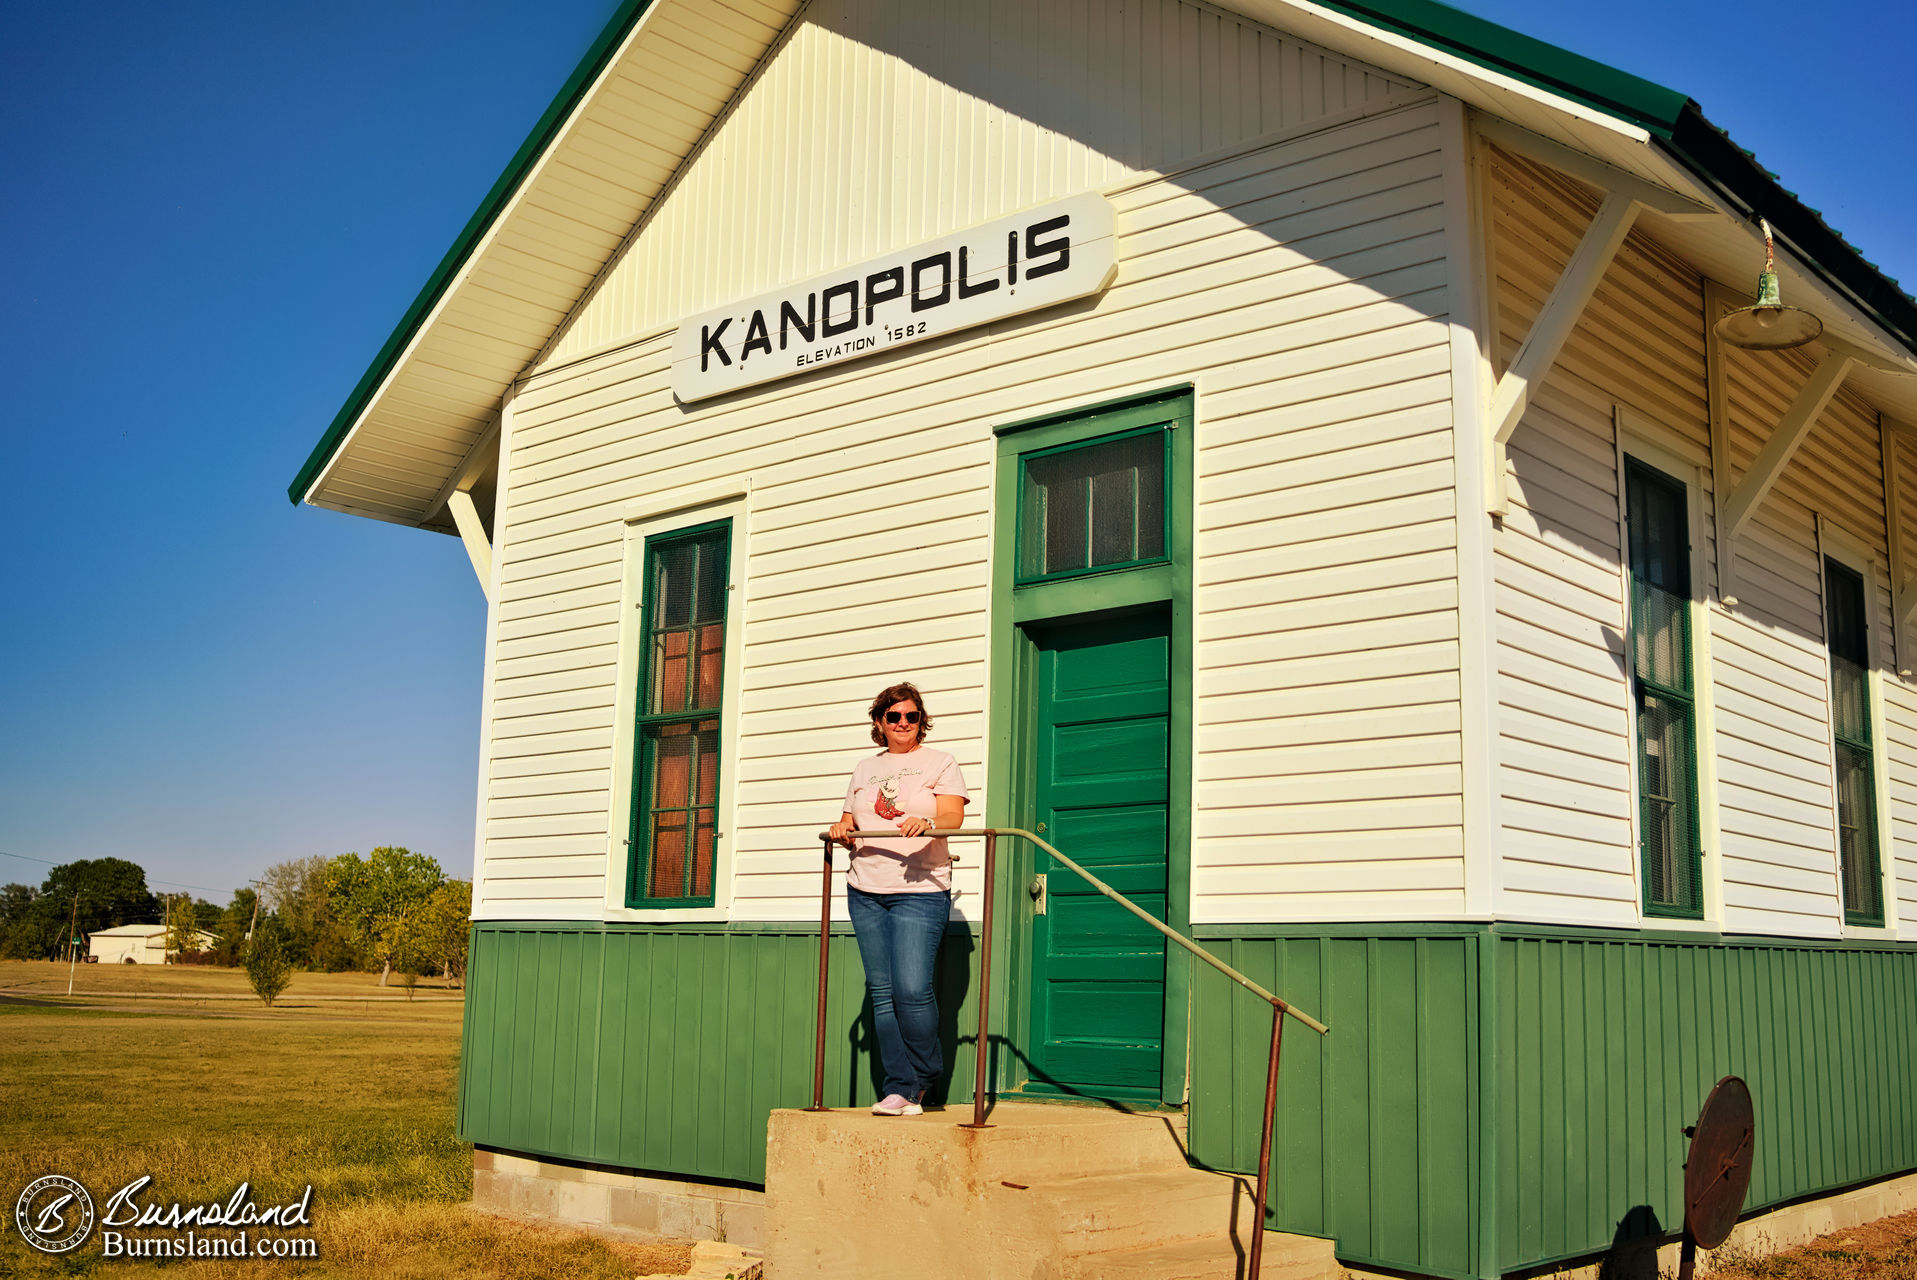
[{"xmin": 874, "ymin": 778, "xmax": 905, "ymax": 822}]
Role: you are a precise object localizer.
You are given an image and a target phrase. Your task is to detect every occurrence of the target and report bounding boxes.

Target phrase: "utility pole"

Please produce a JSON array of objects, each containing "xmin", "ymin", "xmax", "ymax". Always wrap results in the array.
[
  {"xmin": 64, "ymin": 893, "xmax": 80, "ymax": 996},
  {"xmin": 246, "ymin": 879, "xmax": 267, "ymax": 944}
]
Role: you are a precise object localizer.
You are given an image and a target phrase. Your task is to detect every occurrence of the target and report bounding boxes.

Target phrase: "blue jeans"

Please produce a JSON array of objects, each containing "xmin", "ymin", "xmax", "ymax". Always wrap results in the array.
[{"xmin": 847, "ymin": 886, "xmax": 949, "ymax": 1101}]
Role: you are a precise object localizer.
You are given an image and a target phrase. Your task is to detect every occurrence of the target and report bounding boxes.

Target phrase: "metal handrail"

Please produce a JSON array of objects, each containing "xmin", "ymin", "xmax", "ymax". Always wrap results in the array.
[{"xmin": 805, "ymin": 825, "xmax": 1329, "ymax": 1280}]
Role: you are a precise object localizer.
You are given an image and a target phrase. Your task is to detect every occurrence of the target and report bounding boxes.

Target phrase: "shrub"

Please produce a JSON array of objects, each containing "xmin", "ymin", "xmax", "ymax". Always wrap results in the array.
[{"xmin": 245, "ymin": 919, "xmax": 294, "ymax": 1008}]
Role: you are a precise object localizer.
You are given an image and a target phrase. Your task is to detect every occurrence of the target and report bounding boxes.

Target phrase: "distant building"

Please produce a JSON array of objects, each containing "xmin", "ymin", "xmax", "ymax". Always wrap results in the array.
[{"xmin": 88, "ymin": 924, "xmax": 219, "ymax": 964}]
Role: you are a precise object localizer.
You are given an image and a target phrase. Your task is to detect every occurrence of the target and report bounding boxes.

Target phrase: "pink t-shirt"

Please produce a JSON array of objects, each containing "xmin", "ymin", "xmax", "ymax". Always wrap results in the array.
[{"xmin": 841, "ymin": 747, "xmax": 969, "ymax": 894}]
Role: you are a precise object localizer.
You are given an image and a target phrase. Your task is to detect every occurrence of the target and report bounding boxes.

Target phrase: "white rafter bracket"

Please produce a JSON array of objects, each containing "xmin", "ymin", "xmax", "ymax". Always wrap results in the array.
[
  {"xmin": 1719, "ymin": 351, "xmax": 1856, "ymax": 544},
  {"xmin": 1486, "ymin": 192, "xmax": 1642, "ymax": 514},
  {"xmin": 448, "ymin": 488, "xmax": 494, "ymax": 601},
  {"xmin": 1475, "ymin": 117, "xmax": 1718, "ymax": 222}
]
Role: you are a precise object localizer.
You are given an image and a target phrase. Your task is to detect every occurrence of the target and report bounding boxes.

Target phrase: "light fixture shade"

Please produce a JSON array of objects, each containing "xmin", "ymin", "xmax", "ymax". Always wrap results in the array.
[
  {"xmin": 1715, "ymin": 279, "xmax": 1825, "ymax": 349},
  {"xmin": 1716, "ymin": 224, "xmax": 1825, "ymax": 351}
]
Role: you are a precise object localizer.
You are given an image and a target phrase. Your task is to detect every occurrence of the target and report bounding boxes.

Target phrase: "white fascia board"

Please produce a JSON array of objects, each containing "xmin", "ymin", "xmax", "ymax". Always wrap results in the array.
[{"xmin": 302, "ymin": 0, "xmax": 687, "ymax": 512}]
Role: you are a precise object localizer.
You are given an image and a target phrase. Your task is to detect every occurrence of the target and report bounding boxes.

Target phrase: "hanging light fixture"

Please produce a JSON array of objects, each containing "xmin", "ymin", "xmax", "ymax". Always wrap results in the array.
[{"xmin": 1715, "ymin": 219, "xmax": 1823, "ymax": 350}]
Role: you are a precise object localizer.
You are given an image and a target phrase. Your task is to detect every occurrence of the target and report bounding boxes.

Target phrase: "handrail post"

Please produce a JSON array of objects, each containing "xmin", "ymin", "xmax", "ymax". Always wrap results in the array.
[
  {"xmin": 805, "ymin": 835, "xmax": 834, "ymax": 1112},
  {"xmin": 962, "ymin": 831, "xmax": 997, "ymax": 1129},
  {"xmin": 1248, "ymin": 999, "xmax": 1285, "ymax": 1280}
]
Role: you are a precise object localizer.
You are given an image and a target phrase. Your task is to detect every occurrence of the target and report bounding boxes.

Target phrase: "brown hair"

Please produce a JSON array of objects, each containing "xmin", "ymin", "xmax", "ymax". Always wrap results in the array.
[{"xmin": 867, "ymin": 682, "xmax": 932, "ymax": 747}]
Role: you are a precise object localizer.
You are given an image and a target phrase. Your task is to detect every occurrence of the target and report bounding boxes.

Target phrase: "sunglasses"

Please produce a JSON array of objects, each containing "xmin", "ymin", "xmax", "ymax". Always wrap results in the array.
[{"xmin": 883, "ymin": 711, "xmax": 922, "ymax": 725}]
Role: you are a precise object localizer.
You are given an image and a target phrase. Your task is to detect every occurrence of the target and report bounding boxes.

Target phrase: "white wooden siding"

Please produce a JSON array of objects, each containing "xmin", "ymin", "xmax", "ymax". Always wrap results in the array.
[
  {"xmin": 1884, "ymin": 430, "xmax": 1917, "ymax": 937},
  {"xmin": 539, "ymin": 0, "xmax": 1422, "ymax": 368},
  {"xmin": 1486, "ymin": 147, "xmax": 1713, "ymax": 927},
  {"xmin": 478, "ymin": 92, "xmax": 1460, "ymax": 921},
  {"xmin": 1487, "ymin": 144, "xmax": 1907, "ymax": 937}
]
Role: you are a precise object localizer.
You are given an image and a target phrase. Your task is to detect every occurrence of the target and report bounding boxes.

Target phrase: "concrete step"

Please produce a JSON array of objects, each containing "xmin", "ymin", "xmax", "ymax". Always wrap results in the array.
[
  {"xmin": 764, "ymin": 1103, "xmax": 1317, "ymax": 1280},
  {"xmin": 1013, "ymin": 1167, "xmax": 1252, "ymax": 1255},
  {"xmin": 766, "ymin": 1102, "xmax": 1192, "ymax": 1189},
  {"xmin": 952, "ymin": 1102, "xmax": 1196, "ymax": 1178},
  {"xmin": 1057, "ymin": 1232, "xmax": 1341, "ymax": 1280}
]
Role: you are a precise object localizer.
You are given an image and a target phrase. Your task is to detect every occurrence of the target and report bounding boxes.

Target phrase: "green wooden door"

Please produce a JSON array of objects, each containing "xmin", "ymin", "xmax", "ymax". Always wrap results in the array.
[{"xmin": 1025, "ymin": 611, "xmax": 1170, "ymax": 1101}]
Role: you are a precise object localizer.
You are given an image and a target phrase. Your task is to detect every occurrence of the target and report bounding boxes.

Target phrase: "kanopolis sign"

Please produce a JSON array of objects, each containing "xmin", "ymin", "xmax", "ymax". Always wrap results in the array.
[{"xmin": 671, "ymin": 192, "xmax": 1117, "ymax": 403}]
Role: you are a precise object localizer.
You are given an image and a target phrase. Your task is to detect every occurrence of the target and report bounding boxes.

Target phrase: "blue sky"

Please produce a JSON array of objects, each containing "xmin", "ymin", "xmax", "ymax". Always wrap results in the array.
[{"xmin": 1, "ymin": 0, "xmax": 1910, "ymax": 905}]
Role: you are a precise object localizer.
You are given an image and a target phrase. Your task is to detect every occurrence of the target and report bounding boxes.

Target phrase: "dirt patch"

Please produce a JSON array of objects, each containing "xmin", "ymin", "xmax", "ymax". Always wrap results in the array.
[{"xmin": 1710, "ymin": 1208, "xmax": 1917, "ymax": 1279}]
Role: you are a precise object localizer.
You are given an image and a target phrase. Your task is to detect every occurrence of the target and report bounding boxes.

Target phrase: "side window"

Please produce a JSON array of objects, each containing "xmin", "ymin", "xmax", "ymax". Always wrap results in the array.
[
  {"xmin": 627, "ymin": 522, "xmax": 730, "ymax": 907},
  {"xmin": 1823, "ymin": 556, "xmax": 1884, "ymax": 926},
  {"xmin": 1624, "ymin": 457, "xmax": 1704, "ymax": 918}
]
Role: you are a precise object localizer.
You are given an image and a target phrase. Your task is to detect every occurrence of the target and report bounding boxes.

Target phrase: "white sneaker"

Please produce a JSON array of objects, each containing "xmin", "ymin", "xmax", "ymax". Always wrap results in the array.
[{"xmin": 871, "ymin": 1093, "xmax": 923, "ymax": 1116}]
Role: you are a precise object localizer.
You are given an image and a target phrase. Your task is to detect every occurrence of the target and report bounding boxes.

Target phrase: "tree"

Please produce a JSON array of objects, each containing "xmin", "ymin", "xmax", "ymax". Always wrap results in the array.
[
  {"xmin": 325, "ymin": 847, "xmax": 444, "ymax": 985},
  {"xmin": 211, "ymin": 889, "xmax": 257, "ymax": 966},
  {"xmin": 386, "ymin": 879, "xmax": 471, "ymax": 987},
  {"xmin": 417, "ymin": 880, "xmax": 473, "ymax": 985},
  {"xmin": 261, "ymin": 856, "xmax": 355, "ymax": 970},
  {"xmin": 162, "ymin": 894, "xmax": 204, "ymax": 960},
  {"xmin": 5, "ymin": 860, "xmax": 158, "ymax": 960},
  {"xmin": 244, "ymin": 916, "xmax": 294, "ymax": 1008},
  {"xmin": 46, "ymin": 858, "xmax": 157, "ymax": 932},
  {"xmin": 0, "ymin": 883, "xmax": 39, "ymax": 960}
]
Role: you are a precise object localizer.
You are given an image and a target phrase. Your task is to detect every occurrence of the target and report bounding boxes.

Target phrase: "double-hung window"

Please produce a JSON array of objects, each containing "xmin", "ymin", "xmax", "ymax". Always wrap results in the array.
[
  {"xmin": 1823, "ymin": 555, "xmax": 1885, "ymax": 925},
  {"xmin": 626, "ymin": 521, "xmax": 730, "ymax": 907},
  {"xmin": 1624, "ymin": 457, "xmax": 1704, "ymax": 917}
]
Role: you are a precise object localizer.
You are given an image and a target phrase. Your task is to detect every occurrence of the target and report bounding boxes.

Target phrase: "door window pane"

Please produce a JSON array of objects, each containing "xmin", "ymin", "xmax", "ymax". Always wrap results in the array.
[{"xmin": 1020, "ymin": 431, "xmax": 1167, "ymax": 581}]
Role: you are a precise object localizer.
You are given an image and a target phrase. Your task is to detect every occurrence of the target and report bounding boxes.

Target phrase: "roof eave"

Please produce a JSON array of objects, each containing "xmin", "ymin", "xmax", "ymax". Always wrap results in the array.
[
  {"xmin": 286, "ymin": 0, "xmax": 659, "ymax": 509},
  {"xmin": 1659, "ymin": 102, "xmax": 1917, "ymax": 361}
]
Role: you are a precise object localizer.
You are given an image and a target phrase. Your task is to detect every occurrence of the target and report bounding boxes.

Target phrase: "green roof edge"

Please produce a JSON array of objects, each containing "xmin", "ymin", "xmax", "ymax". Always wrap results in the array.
[
  {"xmin": 285, "ymin": 0, "xmax": 659, "ymax": 507},
  {"xmin": 292, "ymin": 0, "xmax": 1917, "ymax": 512},
  {"xmin": 1318, "ymin": 0, "xmax": 1917, "ymax": 359},
  {"xmin": 1305, "ymin": 0, "xmax": 1691, "ymax": 136}
]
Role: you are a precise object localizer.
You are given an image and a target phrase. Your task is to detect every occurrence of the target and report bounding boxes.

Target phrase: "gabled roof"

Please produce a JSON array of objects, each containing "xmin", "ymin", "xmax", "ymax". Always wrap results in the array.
[{"xmin": 290, "ymin": 0, "xmax": 1917, "ymax": 527}]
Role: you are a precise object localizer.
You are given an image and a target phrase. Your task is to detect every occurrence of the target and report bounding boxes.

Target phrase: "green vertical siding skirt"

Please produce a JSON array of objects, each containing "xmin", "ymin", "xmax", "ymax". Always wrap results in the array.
[
  {"xmin": 463, "ymin": 924, "xmax": 1914, "ymax": 1277},
  {"xmin": 1186, "ymin": 927, "xmax": 1917, "ymax": 1280},
  {"xmin": 1187, "ymin": 932, "xmax": 1480, "ymax": 1279},
  {"xmin": 1495, "ymin": 933, "xmax": 1917, "ymax": 1273},
  {"xmin": 459, "ymin": 922, "xmax": 978, "ymax": 1185}
]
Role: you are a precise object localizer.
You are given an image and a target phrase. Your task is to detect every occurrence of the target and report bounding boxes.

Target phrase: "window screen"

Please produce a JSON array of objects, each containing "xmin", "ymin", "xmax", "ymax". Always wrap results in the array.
[
  {"xmin": 1018, "ymin": 429, "xmax": 1167, "ymax": 582},
  {"xmin": 629, "ymin": 524, "xmax": 729, "ymax": 906},
  {"xmin": 1824, "ymin": 556, "xmax": 1883, "ymax": 924},
  {"xmin": 1625, "ymin": 458, "xmax": 1702, "ymax": 917}
]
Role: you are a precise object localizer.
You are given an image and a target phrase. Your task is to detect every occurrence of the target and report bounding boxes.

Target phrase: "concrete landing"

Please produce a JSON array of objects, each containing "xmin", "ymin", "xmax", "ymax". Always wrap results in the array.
[{"xmin": 761, "ymin": 1103, "xmax": 1337, "ymax": 1280}]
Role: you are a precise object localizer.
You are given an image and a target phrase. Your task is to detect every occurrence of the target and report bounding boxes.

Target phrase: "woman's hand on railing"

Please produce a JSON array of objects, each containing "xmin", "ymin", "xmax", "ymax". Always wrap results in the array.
[
  {"xmin": 826, "ymin": 817, "xmax": 857, "ymax": 848},
  {"xmin": 897, "ymin": 816, "xmax": 933, "ymax": 837}
]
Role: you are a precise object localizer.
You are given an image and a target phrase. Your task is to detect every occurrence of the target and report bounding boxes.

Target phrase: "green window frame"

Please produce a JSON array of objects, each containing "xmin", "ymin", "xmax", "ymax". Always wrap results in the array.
[
  {"xmin": 625, "ymin": 519, "xmax": 731, "ymax": 908},
  {"xmin": 1623, "ymin": 456, "xmax": 1704, "ymax": 919},
  {"xmin": 1014, "ymin": 423, "xmax": 1172, "ymax": 586},
  {"xmin": 1823, "ymin": 555, "xmax": 1885, "ymax": 926}
]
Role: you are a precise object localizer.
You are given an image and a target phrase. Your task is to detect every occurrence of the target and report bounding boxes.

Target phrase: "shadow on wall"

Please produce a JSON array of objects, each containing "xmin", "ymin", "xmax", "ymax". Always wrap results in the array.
[
  {"xmin": 1502, "ymin": 1207, "xmax": 1668, "ymax": 1280},
  {"xmin": 1597, "ymin": 1206, "xmax": 1666, "ymax": 1280}
]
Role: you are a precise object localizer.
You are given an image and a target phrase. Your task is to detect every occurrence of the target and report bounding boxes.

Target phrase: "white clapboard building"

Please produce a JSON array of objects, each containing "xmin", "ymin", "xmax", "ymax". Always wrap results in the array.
[
  {"xmin": 292, "ymin": 2, "xmax": 1917, "ymax": 1276},
  {"xmin": 87, "ymin": 924, "xmax": 218, "ymax": 964}
]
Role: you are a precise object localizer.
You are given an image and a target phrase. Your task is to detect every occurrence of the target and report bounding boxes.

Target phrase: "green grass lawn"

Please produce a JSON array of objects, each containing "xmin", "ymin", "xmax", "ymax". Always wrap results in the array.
[{"xmin": 0, "ymin": 962, "xmax": 691, "ymax": 1278}]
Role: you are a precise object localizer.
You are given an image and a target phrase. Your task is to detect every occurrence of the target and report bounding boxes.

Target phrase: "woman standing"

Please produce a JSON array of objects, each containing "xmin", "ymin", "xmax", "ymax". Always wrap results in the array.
[{"xmin": 827, "ymin": 682, "xmax": 969, "ymax": 1116}]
